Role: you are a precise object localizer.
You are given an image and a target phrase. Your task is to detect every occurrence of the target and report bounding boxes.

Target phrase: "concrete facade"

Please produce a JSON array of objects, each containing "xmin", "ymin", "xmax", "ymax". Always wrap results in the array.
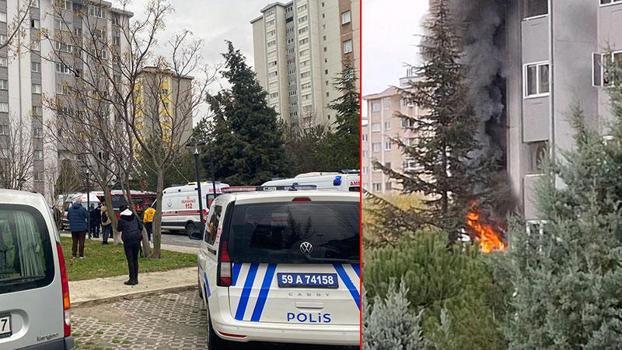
[
  {"xmin": 506, "ymin": 0, "xmax": 622, "ymax": 219},
  {"xmin": 251, "ymin": 0, "xmax": 360, "ymax": 130}
]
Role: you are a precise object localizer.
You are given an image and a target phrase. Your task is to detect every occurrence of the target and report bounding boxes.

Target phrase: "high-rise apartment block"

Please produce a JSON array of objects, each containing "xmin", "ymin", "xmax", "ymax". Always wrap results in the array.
[
  {"xmin": 0, "ymin": 0, "xmax": 131, "ymax": 201},
  {"xmin": 362, "ymin": 68, "xmax": 422, "ymax": 193},
  {"xmin": 503, "ymin": 0, "xmax": 622, "ymax": 219},
  {"xmin": 251, "ymin": 0, "xmax": 360, "ymax": 130}
]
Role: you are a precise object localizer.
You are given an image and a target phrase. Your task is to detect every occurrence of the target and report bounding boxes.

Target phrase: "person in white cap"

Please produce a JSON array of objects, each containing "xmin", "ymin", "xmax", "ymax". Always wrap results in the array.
[{"xmin": 116, "ymin": 205, "xmax": 143, "ymax": 285}]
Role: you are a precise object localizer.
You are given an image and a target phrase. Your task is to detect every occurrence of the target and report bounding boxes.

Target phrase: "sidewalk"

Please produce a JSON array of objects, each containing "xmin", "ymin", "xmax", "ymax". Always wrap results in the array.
[
  {"xmin": 59, "ymin": 232, "xmax": 199, "ymax": 255},
  {"xmin": 70, "ymin": 267, "xmax": 197, "ymax": 308}
]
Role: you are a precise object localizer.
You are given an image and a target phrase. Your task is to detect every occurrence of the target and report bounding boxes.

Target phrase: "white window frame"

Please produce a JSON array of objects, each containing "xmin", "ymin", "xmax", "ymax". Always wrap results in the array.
[
  {"xmin": 33, "ymin": 127, "xmax": 43, "ymax": 138},
  {"xmin": 384, "ymin": 121, "xmax": 391, "ymax": 130},
  {"xmin": 341, "ymin": 10, "xmax": 352, "ymax": 25},
  {"xmin": 384, "ymin": 141, "xmax": 392, "ymax": 151},
  {"xmin": 0, "ymin": 103, "xmax": 8, "ymax": 113},
  {"xmin": 0, "ymin": 57, "xmax": 7, "ymax": 67},
  {"xmin": 34, "ymin": 150, "xmax": 43, "ymax": 161},
  {"xmin": 595, "ymin": 51, "xmax": 622, "ymax": 87},
  {"xmin": 0, "ymin": 79, "xmax": 7, "ymax": 90},
  {"xmin": 0, "ymin": 12, "xmax": 7, "ymax": 23},
  {"xmin": 372, "ymin": 101, "xmax": 381, "ymax": 112},
  {"xmin": 32, "ymin": 84, "xmax": 42, "ymax": 94},
  {"xmin": 371, "ymin": 142, "xmax": 381, "ymax": 153},
  {"xmin": 523, "ymin": 61, "xmax": 550, "ymax": 98},
  {"xmin": 522, "ymin": 0, "xmax": 549, "ymax": 20},
  {"xmin": 600, "ymin": 0, "xmax": 622, "ymax": 6},
  {"xmin": 343, "ymin": 40, "xmax": 353, "ymax": 54},
  {"xmin": 31, "ymin": 19, "xmax": 40, "ymax": 29}
]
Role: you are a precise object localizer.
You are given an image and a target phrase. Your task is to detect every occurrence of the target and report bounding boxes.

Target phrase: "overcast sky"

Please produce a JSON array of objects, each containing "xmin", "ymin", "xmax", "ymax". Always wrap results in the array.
[{"xmin": 362, "ymin": 0, "xmax": 428, "ymax": 96}]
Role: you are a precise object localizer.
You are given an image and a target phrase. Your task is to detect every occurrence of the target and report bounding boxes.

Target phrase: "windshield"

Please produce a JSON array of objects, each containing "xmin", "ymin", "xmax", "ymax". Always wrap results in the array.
[{"xmin": 227, "ymin": 201, "xmax": 359, "ymax": 264}]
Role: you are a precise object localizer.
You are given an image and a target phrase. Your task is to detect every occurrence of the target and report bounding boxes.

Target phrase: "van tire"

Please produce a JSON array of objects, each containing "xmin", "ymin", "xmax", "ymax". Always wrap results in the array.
[
  {"xmin": 206, "ymin": 302, "xmax": 225, "ymax": 349},
  {"xmin": 185, "ymin": 222, "xmax": 196, "ymax": 238}
]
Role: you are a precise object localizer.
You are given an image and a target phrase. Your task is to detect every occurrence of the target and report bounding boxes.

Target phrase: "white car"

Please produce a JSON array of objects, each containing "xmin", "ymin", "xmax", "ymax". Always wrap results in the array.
[
  {"xmin": 197, "ymin": 189, "xmax": 360, "ymax": 348},
  {"xmin": 0, "ymin": 189, "xmax": 74, "ymax": 349}
]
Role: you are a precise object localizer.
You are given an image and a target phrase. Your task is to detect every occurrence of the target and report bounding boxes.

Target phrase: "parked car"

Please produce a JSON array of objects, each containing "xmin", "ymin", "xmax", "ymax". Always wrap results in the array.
[
  {"xmin": 197, "ymin": 188, "xmax": 360, "ymax": 348},
  {"xmin": 0, "ymin": 189, "xmax": 74, "ymax": 349}
]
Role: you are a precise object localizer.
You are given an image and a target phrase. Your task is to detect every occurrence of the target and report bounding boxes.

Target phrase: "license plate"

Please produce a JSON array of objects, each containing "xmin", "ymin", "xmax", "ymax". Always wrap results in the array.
[
  {"xmin": 277, "ymin": 273, "xmax": 339, "ymax": 289},
  {"xmin": 0, "ymin": 314, "xmax": 11, "ymax": 339}
]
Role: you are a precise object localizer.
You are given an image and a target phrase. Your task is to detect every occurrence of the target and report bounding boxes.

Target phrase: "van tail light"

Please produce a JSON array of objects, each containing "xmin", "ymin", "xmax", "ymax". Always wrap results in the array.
[
  {"xmin": 217, "ymin": 240, "xmax": 232, "ymax": 287},
  {"xmin": 56, "ymin": 242, "xmax": 71, "ymax": 337}
]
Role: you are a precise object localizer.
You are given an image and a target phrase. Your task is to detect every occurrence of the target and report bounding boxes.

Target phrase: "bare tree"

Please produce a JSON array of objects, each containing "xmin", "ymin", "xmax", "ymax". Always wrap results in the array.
[
  {"xmin": 42, "ymin": 0, "xmax": 213, "ymax": 257},
  {"xmin": 0, "ymin": 118, "xmax": 35, "ymax": 190}
]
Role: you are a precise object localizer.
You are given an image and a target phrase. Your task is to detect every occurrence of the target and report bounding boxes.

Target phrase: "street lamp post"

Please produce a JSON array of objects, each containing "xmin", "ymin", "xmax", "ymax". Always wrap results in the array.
[
  {"xmin": 86, "ymin": 169, "xmax": 90, "ymax": 239},
  {"xmin": 187, "ymin": 138, "xmax": 207, "ymax": 237}
]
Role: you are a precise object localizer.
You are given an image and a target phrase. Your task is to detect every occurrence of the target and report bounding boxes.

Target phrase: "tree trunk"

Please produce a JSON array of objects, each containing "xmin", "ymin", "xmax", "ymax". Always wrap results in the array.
[
  {"xmin": 151, "ymin": 170, "xmax": 165, "ymax": 259},
  {"xmin": 103, "ymin": 187, "xmax": 120, "ymax": 244}
]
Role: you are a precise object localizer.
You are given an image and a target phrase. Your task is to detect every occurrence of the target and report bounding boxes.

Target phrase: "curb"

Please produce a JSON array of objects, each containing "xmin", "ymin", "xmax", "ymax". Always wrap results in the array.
[{"xmin": 71, "ymin": 284, "xmax": 197, "ymax": 309}]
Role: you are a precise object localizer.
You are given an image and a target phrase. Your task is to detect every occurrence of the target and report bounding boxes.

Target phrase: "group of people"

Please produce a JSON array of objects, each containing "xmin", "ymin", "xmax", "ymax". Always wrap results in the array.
[{"xmin": 66, "ymin": 198, "xmax": 157, "ymax": 286}]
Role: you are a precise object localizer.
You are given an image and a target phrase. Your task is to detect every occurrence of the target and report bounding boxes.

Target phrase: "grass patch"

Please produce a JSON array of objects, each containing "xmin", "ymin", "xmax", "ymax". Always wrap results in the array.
[{"xmin": 60, "ymin": 237, "xmax": 196, "ymax": 281}]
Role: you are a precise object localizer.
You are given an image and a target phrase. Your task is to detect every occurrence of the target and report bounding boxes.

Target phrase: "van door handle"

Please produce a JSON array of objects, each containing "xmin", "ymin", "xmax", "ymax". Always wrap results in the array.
[
  {"xmin": 207, "ymin": 247, "xmax": 216, "ymax": 255},
  {"xmin": 295, "ymin": 302, "xmax": 324, "ymax": 310}
]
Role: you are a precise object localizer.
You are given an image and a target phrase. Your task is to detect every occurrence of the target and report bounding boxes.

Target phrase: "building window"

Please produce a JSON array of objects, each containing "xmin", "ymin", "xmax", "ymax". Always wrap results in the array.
[
  {"xmin": 601, "ymin": 0, "xmax": 622, "ymax": 4},
  {"xmin": 372, "ymin": 101, "xmax": 381, "ymax": 112},
  {"xmin": 527, "ymin": 141, "xmax": 548, "ymax": 174},
  {"xmin": 343, "ymin": 40, "xmax": 353, "ymax": 54},
  {"xmin": 33, "ymin": 127, "xmax": 43, "ymax": 138},
  {"xmin": 371, "ymin": 123, "xmax": 381, "ymax": 132},
  {"xmin": 31, "ymin": 39, "xmax": 40, "ymax": 51},
  {"xmin": 0, "ymin": 57, "xmax": 7, "ymax": 67},
  {"xmin": 385, "ymin": 182, "xmax": 392, "ymax": 191},
  {"xmin": 298, "ymin": 15, "xmax": 307, "ymax": 23},
  {"xmin": 299, "ymin": 38, "xmax": 309, "ymax": 45},
  {"xmin": 0, "ymin": 124, "xmax": 8, "ymax": 135},
  {"xmin": 298, "ymin": 27, "xmax": 308, "ymax": 34},
  {"xmin": 31, "ymin": 19, "xmax": 40, "ymax": 29},
  {"xmin": 32, "ymin": 84, "xmax": 42, "ymax": 94},
  {"xmin": 33, "ymin": 106, "xmax": 42, "ymax": 115},
  {"xmin": 31, "ymin": 0, "xmax": 40, "ymax": 8},
  {"xmin": 341, "ymin": 10, "xmax": 352, "ymax": 25},
  {"xmin": 384, "ymin": 141, "xmax": 392, "ymax": 151},
  {"xmin": 0, "ymin": 103, "xmax": 7, "ymax": 113},
  {"xmin": 31, "ymin": 62, "xmax": 40, "ymax": 73},
  {"xmin": 596, "ymin": 51, "xmax": 622, "ymax": 86},
  {"xmin": 56, "ymin": 62, "xmax": 72, "ymax": 74},
  {"xmin": 0, "ymin": 80, "xmax": 7, "ymax": 90},
  {"xmin": 0, "ymin": 12, "xmax": 6, "ymax": 23},
  {"xmin": 89, "ymin": 5, "xmax": 104, "ymax": 18},
  {"xmin": 524, "ymin": 62, "xmax": 550, "ymax": 97},
  {"xmin": 372, "ymin": 183, "xmax": 381, "ymax": 192},
  {"xmin": 362, "ymin": 134, "xmax": 368, "ymax": 142},
  {"xmin": 34, "ymin": 150, "xmax": 43, "ymax": 161},
  {"xmin": 403, "ymin": 158, "xmax": 418, "ymax": 171},
  {"xmin": 267, "ymin": 40, "xmax": 276, "ymax": 47},
  {"xmin": 372, "ymin": 143, "xmax": 381, "ymax": 153},
  {"xmin": 402, "ymin": 118, "xmax": 416, "ymax": 129},
  {"xmin": 384, "ymin": 121, "xmax": 391, "ymax": 130},
  {"xmin": 523, "ymin": 0, "xmax": 548, "ymax": 18}
]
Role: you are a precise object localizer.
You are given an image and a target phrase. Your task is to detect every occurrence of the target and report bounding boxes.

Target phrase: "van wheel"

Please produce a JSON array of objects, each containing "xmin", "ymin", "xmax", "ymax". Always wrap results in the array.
[
  {"xmin": 185, "ymin": 222, "xmax": 196, "ymax": 238},
  {"xmin": 206, "ymin": 303, "xmax": 224, "ymax": 348}
]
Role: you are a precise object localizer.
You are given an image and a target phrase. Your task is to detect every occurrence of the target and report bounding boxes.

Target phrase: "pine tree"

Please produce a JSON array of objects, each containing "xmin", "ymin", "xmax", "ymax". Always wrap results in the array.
[
  {"xmin": 372, "ymin": 0, "xmax": 486, "ymax": 239},
  {"xmin": 203, "ymin": 42, "xmax": 289, "ymax": 185},
  {"xmin": 327, "ymin": 62, "xmax": 360, "ymax": 170},
  {"xmin": 497, "ymin": 77, "xmax": 622, "ymax": 347}
]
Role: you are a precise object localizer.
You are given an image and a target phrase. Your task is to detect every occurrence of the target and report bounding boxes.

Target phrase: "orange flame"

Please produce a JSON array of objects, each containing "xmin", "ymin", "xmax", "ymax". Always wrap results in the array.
[{"xmin": 466, "ymin": 209, "xmax": 507, "ymax": 253}]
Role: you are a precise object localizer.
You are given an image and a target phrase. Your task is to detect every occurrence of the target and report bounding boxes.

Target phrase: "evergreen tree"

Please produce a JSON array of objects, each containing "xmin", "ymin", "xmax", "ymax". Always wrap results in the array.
[
  {"xmin": 497, "ymin": 78, "xmax": 622, "ymax": 347},
  {"xmin": 327, "ymin": 62, "xmax": 360, "ymax": 170},
  {"xmin": 203, "ymin": 42, "xmax": 289, "ymax": 185},
  {"xmin": 373, "ymin": 0, "xmax": 486, "ymax": 239}
]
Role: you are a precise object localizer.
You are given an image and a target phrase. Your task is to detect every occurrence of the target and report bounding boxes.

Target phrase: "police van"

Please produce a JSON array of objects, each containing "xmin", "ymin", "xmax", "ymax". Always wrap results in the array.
[
  {"xmin": 262, "ymin": 171, "xmax": 360, "ymax": 192},
  {"xmin": 160, "ymin": 182, "xmax": 229, "ymax": 236},
  {"xmin": 197, "ymin": 187, "xmax": 360, "ymax": 347}
]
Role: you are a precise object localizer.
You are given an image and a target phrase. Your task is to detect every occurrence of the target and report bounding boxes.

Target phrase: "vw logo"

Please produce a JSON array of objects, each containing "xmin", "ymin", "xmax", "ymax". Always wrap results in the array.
[
  {"xmin": 166, "ymin": 199, "xmax": 173, "ymax": 208},
  {"xmin": 300, "ymin": 241, "xmax": 313, "ymax": 254}
]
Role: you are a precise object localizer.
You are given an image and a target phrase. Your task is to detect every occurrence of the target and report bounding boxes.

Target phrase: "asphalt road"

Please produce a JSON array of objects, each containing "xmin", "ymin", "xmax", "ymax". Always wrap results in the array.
[{"xmin": 161, "ymin": 231, "xmax": 203, "ymax": 248}]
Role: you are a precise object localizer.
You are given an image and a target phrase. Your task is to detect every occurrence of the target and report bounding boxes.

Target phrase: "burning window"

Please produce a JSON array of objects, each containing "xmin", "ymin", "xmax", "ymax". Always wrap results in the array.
[
  {"xmin": 527, "ymin": 141, "xmax": 548, "ymax": 174},
  {"xmin": 523, "ymin": 0, "xmax": 548, "ymax": 18}
]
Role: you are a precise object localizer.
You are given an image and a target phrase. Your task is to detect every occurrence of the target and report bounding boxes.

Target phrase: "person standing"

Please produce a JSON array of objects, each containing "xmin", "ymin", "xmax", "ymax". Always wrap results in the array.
[
  {"xmin": 143, "ymin": 206, "xmax": 156, "ymax": 242},
  {"xmin": 67, "ymin": 197, "xmax": 88, "ymax": 259},
  {"xmin": 101, "ymin": 205, "xmax": 112, "ymax": 244},
  {"xmin": 90, "ymin": 204, "xmax": 102, "ymax": 238},
  {"xmin": 117, "ymin": 205, "xmax": 143, "ymax": 285}
]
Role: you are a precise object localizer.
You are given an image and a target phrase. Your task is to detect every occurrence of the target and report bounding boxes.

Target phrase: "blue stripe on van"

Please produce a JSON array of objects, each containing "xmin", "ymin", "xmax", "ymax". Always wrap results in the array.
[
  {"xmin": 203, "ymin": 271, "xmax": 211, "ymax": 297},
  {"xmin": 235, "ymin": 263, "xmax": 259, "ymax": 320},
  {"xmin": 250, "ymin": 264, "xmax": 277, "ymax": 322},
  {"xmin": 351, "ymin": 263, "xmax": 360, "ymax": 278},
  {"xmin": 232, "ymin": 262, "xmax": 242, "ymax": 286},
  {"xmin": 334, "ymin": 264, "xmax": 360, "ymax": 310}
]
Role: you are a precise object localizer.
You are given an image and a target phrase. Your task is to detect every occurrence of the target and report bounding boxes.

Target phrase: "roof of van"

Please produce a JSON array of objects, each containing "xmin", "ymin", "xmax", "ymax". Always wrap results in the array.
[
  {"xmin": 217, "ymin": 190, "xmax": 359, "ymax": 204},
  {"xmin": 0, "ymin": 189, "xmax": 47, "ymax": 206}
]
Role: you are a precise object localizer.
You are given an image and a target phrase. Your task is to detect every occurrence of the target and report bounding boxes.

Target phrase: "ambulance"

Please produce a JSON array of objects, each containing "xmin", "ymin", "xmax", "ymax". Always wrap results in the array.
[
  {"xmin": 261, "ymin": 171, "xmax": 360, "ymax": 192},
  {"xmin": 160, "ymin": 182, "xmax": 229, "ymax": 236},
  {"xmin": 197, "ymin": 188, "xmax": 360, "ymax": 347}
]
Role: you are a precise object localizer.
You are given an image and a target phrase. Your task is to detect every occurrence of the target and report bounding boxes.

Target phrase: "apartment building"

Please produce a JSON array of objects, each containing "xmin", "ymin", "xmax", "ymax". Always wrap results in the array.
[
  {"xmin": 504, "ymin": 0, "xmax": 622, "ymax": 219},
  {"xmin": 251, "ymin": 0, "xmax": 359, "ymax": 130},
  {"xmin": 362, "ymin": 69, "xmax": 421, "ymax": 194},
  {"xmin": 0, "ymin": 0, "xmax": 131, "ymax": 201},
  {"xmin": 135, "ymin": 67, "xmax": 194, "ymax": 147}
]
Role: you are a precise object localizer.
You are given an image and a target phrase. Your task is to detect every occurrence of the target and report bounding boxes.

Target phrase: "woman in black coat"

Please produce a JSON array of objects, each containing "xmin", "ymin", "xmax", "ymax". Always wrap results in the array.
[{"xmin": 116, "ymin": 205, "xmax": 143, "ymax": 285}]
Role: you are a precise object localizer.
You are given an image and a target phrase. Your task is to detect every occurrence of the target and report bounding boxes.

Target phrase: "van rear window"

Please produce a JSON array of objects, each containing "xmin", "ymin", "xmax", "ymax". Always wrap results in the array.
[
  {"xmin": 227, "ymin": 201, "xmax": 359, "ymax": 264},
  {"xmin": 0, "ymin": 205, "xmax": 54, "ymax": 294}
]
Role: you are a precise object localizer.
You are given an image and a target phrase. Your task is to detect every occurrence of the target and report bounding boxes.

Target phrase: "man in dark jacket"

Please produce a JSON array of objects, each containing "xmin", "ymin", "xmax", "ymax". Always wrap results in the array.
[
  {"xmin": 117, "ymin": 205, "xmax": 143, "ymax": 285},
  {"xmin": 90, "ymin": 204, "xmax": 102, "ymax": 238},
  {"xmin": 67, "ymin": 197, "xmax": 88, "ymax": 259}
]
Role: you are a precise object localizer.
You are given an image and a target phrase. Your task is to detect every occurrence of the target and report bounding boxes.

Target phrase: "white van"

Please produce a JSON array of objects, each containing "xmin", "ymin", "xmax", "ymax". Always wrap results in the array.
[
  {"xmin": 197, "ymin": 189, "xmax": 360, "ymax": 347},
  {"xmin": 0, "ymin": 189, "xmax": 74, "ymax": 349},
  {"xmin": 262, "ymin": 172, "xmax": 360, "ymax": 192},
  {"xmin": 161, "ymin": 182, "xmax": 229, "ymax": 236}
]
